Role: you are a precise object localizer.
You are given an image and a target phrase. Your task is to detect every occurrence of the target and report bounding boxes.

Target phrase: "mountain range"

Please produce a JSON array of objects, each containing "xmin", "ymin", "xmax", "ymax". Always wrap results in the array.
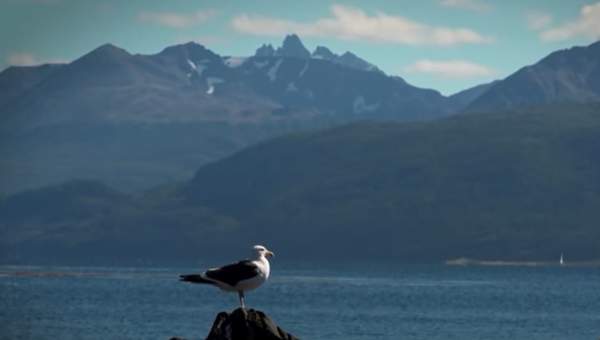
[
  {"xmin": 3, "ymin": 103, "xmax": 600, "ymax": 264},
  {"xmin": 2, "ymin": 35, "xmax": 600, "ymax": 194},
  {"xmin": 2, "ymin": 36, "xmax": 600, "ymax": 264},
  {"xmin": 1, "ymin": 34, "xmax": 451, "ymax": 131},
  {"xmin": 467, "ymin": 41, "xmax": 600, "ymax": 112},
  {"xmin": 0, "ymin": 34, "xmax": 454, "ymax": 194}
]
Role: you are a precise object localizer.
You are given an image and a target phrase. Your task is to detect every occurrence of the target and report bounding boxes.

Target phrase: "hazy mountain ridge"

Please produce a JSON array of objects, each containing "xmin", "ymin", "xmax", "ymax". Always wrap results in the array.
[
  {"xmin": 467, "ymin": 41, "xmax": 600, "ymax": 111},
  {"xmin": 1, "ymin": 34, "xmax": 448, "ymax": 132},
  {"xmin": 2, "ymin": 37, "xmax": 600, "ymax": 196},
  {"xmin": 182, "ymin": 104, "xmax": 600, "ymax": 262},
  {"xmin": 255, "ymin": 34, "xmax": 380, "ymax": 73},
  {"xmin": 0, "ymin": 35, "xmax": 453, "ymax": 194},
  {"xmin": 0, "ymin": 63, "xmax": 64, "ymax": 108},
  {"xmin": 448, "ymin": 80, "xmax": 498, "ymax": 110},
  {"xmin": 3, "ymin": 104, "xmax": 600, "ymax": 264}
]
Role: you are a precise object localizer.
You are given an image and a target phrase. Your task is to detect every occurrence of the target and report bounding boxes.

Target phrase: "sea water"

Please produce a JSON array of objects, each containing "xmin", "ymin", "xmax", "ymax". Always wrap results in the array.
[{"xmin": 1, "ymin": 263, "xmax": 599, "ymax": 339}]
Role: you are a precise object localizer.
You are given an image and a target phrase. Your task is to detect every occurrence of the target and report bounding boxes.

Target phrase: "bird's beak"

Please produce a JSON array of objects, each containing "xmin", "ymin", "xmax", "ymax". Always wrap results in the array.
[{"xmin": 266, "ymin": 250, "xmax": 275, "ymax": 258}]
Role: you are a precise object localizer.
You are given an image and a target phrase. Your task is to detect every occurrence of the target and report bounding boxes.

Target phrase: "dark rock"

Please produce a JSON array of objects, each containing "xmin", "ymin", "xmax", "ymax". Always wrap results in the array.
[
  {"xmin": 312, "ymin": 46, "xmax": 336, "ymax": 60},
  {"xmin": 255, "ymin": 44, "xmax": 275, "ymax": 57},
  {"xmin": 205, "ymin": 308, "xmax": 298, "ymax": 340},
  {"xmin": 466, "ymin": 40, "xmax": 600, "ymax": 112},
  {"xmin": 275, "ymin": 34, "xmax": 310, "ymax": 59}
]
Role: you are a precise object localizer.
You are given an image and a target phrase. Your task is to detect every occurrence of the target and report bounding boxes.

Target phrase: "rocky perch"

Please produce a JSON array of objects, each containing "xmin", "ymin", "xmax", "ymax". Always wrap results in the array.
[{"xmin": 171, "ymin": 308, "xmax": 298, "ymax": 340}]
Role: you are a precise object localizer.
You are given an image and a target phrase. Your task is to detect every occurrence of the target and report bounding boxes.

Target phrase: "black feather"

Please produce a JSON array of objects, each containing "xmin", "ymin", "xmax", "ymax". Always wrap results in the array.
[
  {"xmin": 180, "ymin": 274, "xmax": 214, "ymax": 284},
  {"xmin": 204, "ymin": 260, "xmax": 260, "ymax": 286}
]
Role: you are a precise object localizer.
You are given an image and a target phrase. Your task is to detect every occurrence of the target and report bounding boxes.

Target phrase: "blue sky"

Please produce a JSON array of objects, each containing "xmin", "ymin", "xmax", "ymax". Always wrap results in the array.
[{"xmin": 1, "ymin": 0, "xmax": 599, "ymax": 95}]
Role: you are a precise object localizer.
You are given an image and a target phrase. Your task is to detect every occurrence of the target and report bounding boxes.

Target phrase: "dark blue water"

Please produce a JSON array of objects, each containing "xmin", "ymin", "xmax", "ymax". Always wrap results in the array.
[{"xmin": 1, "ymin": 264, "xmax": 599, "ymax": 339}]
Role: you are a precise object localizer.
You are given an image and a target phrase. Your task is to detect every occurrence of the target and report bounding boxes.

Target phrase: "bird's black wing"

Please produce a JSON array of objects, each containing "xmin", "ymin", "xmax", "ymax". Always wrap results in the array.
[
  {"xmin": 179, "ymin": 274, "xmax": 214, "ymax": 284},
  {"xmin": 205, "ymin": 260, "xmax": 260, "ymax": 287}
]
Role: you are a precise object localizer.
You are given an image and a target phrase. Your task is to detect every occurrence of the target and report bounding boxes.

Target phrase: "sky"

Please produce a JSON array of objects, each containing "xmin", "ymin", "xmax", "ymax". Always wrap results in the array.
[{"xmin": 1, "ymin": 0, "xmax": 599, "ymax": 95}]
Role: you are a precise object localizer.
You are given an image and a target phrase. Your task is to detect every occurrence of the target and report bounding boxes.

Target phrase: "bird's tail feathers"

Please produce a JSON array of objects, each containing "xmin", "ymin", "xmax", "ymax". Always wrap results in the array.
[{"xmin": 179, "ymin": 274, "xmax": 214, "ymax": 285}]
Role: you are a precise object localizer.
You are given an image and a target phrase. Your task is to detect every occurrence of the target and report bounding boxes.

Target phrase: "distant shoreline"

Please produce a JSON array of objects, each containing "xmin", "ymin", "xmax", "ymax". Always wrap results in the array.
[{"xmin": 445, "ymin": 257, "xmax": 600, "ymax": 267}]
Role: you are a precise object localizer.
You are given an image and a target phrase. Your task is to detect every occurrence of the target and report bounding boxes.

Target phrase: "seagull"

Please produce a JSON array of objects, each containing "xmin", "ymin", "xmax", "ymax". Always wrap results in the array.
[{"xmin": 179, "ymin": 245, "xmax": 274, "ymax": 308}]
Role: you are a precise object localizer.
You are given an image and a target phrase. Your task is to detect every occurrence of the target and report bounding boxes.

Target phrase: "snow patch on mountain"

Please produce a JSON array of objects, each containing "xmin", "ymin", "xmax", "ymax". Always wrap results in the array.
[
  {"xmin": 267, "ymin": 59, "xmax": 283, "ymax": 82},
  {"xmin": 254, "ymin": 60, "xmax": 269, "ymax": 69},
  {"xmin": 187, "ymin": 59, "xmax": 208, "ymax": 77},
  {"xmin": 298, "ymin": 62, "xmax": 309, "ymax": 78},
  {"xmin": 353, "ymin": 96, "xmax": 380, "ymax": 114},
  {"xmin": 197, "ymin": 65, "xmax": 207, "ymax": 76},
  {"xmin": 206, "ymin": 77, "xmax": 224, "ymax": 95},
  {"xmin": 286, "ymin": 82, "xmax": 298, "ymax": 92},
  {"xmin": 224, "ymin": 57, "xmax": 247, "ymax": 68}
]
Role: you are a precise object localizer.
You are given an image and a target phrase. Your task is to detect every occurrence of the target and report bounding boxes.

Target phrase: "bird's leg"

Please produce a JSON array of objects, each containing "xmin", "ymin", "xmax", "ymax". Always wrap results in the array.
[{"xmin": 238, "ymin": 291, "xmax": 245, "ymax": 309}]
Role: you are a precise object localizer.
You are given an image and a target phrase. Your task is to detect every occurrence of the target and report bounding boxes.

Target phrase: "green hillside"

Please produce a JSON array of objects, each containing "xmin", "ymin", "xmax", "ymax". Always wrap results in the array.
[
  {"xmin": 185, "ymin": 104, "xmax": 600, "ymax": 261},
  {"xmin": 3, "ymin": 104, "xmax": 600, "ymax": 263}
]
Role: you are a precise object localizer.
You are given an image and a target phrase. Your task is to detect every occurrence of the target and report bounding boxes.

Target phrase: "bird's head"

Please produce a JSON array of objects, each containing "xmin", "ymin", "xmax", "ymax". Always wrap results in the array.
[{"xmin": 253, "ymin": 245, "xmax": 274, "ymax": 259}]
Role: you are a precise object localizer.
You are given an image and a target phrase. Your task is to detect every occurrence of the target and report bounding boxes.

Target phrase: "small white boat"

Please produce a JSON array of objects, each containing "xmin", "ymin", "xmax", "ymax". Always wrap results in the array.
[{"xmin": 559, "ymin": 253, "xmax": 564, "ymax": 266}]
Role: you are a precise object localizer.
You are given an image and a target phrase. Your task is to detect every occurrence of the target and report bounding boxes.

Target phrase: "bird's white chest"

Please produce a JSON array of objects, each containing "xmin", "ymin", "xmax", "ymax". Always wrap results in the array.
[{"xmin": 237, "ymin": 258, "xmax": 270, "ymax": 291}]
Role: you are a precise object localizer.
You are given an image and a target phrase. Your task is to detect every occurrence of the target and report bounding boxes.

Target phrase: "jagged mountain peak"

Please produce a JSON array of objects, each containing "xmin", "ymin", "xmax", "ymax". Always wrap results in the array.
[
  {"xmin": 255, "ymin": 43, "xmax": 275, "ymax": 57},
  {"xmin": 312, "ymin": 46, "xmax": 335, "ymax": 59},
  {"xmin": 275, "ymin": 34, "xmax": 310, "ymax": 58},
  {"xmin": 338, "ymin": 51, "xmax": 379, "ymax": 72},
  {"xmin": 67, "ymin": 43, "xmax": 133, "ymax": 70},
  {"xmin": 252, "ymin": 35, "xmax": 380, "ymax": 73},
  {"xmin": 311, "ymin": 46, "xmax": 380, "ymax": 73},
  {"xmin": 83, "ymin": 43, "xmax": 131, "ymax": 60},
  {"xmin": 157, "ymin": 41, "xmax": 220, "ymax": 61}
]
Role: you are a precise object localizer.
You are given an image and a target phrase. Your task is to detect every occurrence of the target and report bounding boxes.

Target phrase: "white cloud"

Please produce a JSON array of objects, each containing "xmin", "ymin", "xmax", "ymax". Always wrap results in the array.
[
  {"xmin": 540, "ymin": 2, "xmax": 600, "ymax": 41},
  {"xmin": 527, "ymin": 12, "xmax": 553, "ymax": 30},
  {"xmin": 439, "ymin": 0, "xmax": 492, "ymax": 12},
  {"xmin": 175, "ymin": 35, "xmax": 224, "ymax": 46},
  {"xmin": 7, "ymin": 53, "xmax": 38, "ymax": 66},
  {"xmin": 404, "ymin": 59, "xmax": 496, "ymax": 78},
  {"xmin": 6, "ymin": 53, "xmax": 68, "ymax": 67},
  {"xmin": 231, "ymin": 4, "xmax": 491, "ymax": 46},
  {"xmin": 138, "ymin": 10, "xmax": 216, "ymax": 29}
]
